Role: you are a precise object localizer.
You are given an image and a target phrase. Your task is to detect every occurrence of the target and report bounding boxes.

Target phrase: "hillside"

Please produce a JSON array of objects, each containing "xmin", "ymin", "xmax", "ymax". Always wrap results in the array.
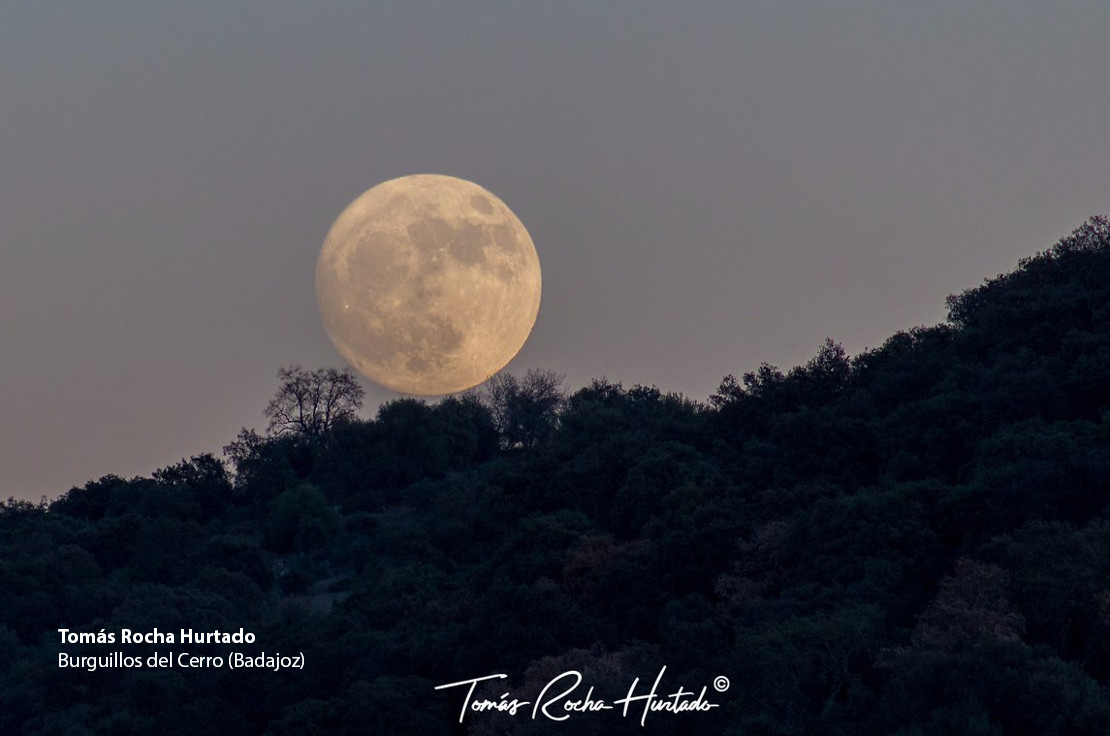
[{"xmin": 4, "ymin": 217, "xmax": 1110, "ymax": 735}]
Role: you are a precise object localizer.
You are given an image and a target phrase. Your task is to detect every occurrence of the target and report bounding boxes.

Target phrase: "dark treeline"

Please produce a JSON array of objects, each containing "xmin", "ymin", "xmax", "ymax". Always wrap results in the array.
[{"xmin": 5, "ymin": 217, "xmax": 1110, "ymax": 734}]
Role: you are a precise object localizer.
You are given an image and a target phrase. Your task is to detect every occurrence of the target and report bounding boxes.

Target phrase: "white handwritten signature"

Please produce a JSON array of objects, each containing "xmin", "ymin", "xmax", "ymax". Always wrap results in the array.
[{"xmin": 435, "ymin": 666, "xmax": 725, "ymax": 726}]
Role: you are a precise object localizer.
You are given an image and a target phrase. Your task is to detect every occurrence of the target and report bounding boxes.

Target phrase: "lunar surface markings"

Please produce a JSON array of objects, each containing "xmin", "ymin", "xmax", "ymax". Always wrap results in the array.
[{"xmin": 315, "ymin": 174, "xmax": 542, "ymax": 395}]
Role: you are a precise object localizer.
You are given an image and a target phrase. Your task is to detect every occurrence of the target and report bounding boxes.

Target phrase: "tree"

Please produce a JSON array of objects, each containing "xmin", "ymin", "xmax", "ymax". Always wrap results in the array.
[
  {"xmin": 152, "ymin": 454, "xmax": 233, "ymax": 519},
  {"xmin": 484, "ymin": 369, "xmax": 565, "ymax": 448},
  {"xmin": 912, "ymin": 558, "xmax": 1025, "ymax": 652},
  {"xmin": 265, "ymin": 484, "xmax": 339, "ymax": 553},
  {"xmin": 709, "ymin": 363, "xmax": 785, "ymax": 407},
  {"xmin": 265, "ymin": 365, "xmax": 365, "ymax": 438}
]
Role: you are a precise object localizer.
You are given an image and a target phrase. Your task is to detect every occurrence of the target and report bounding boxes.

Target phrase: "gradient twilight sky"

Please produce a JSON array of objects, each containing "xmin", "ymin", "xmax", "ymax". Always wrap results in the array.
[{"xmin": 3, "ymin": 2, "xmax": 1109, "ymax": 500}]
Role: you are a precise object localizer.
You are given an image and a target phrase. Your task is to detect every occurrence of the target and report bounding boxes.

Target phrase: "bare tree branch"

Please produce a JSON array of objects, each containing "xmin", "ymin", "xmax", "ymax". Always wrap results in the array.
[{"xmin": 264, "ymin": 365, "xmax": 365, "ymax": 438}]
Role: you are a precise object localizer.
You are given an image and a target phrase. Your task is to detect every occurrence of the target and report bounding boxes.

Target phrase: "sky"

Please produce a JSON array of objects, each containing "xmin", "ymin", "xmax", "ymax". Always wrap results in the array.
[{"xmin": 3, "ymin": 2, "xmax": 1109, "ymax": 500}]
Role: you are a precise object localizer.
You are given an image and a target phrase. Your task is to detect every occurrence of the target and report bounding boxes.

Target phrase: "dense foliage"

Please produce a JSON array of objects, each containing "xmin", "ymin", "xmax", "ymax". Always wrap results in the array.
[{"xmin": 4, "ymin": 217, "xmax": 1110, "ymax": 734}]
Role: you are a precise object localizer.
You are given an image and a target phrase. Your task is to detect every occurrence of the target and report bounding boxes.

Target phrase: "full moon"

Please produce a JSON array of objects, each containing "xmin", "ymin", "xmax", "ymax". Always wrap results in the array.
[{"xmin": 315, "ymin": 174, "xmax": 542, "ymax": 395}]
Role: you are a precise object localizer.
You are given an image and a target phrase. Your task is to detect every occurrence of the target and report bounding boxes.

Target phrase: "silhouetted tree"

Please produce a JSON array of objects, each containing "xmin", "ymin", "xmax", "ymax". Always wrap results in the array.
[
  {"xmin": 222, "ymin": 428, "xmax": 311, "ymax": 499},
  {"xmin": 266, "ymin": 483, "xmax": 339, "ymax": 553},
  {"xmin": 152, "ymin": 454, "xmax": 233, "ymax": 519},
  {"xmin": 912, "ymin": 558, "xmax": 1025, "ymax": 652},
  {"xmin": 709, "ymin": 363, "xmax": 786, "ymax": 407},
  {"xmin": 265, "ymin": 365, "xmax": 365, "ymax": 438},
  {"xmin": 484, "ymin": 369, "xmax": 565, "ymax": 448}
]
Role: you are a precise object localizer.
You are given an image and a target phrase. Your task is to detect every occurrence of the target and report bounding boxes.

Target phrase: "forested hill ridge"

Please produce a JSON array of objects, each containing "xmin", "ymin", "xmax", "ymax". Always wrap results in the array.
[{"xmin": 4, "ymin": 217, "xmax": 1110, "ymax": 735}]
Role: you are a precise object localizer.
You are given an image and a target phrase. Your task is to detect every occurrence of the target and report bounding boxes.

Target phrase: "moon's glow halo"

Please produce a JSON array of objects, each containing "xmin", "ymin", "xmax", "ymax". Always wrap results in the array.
[{"xmin": 315, "ymin": 174, "xmax": 541, "ymax": 395}]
